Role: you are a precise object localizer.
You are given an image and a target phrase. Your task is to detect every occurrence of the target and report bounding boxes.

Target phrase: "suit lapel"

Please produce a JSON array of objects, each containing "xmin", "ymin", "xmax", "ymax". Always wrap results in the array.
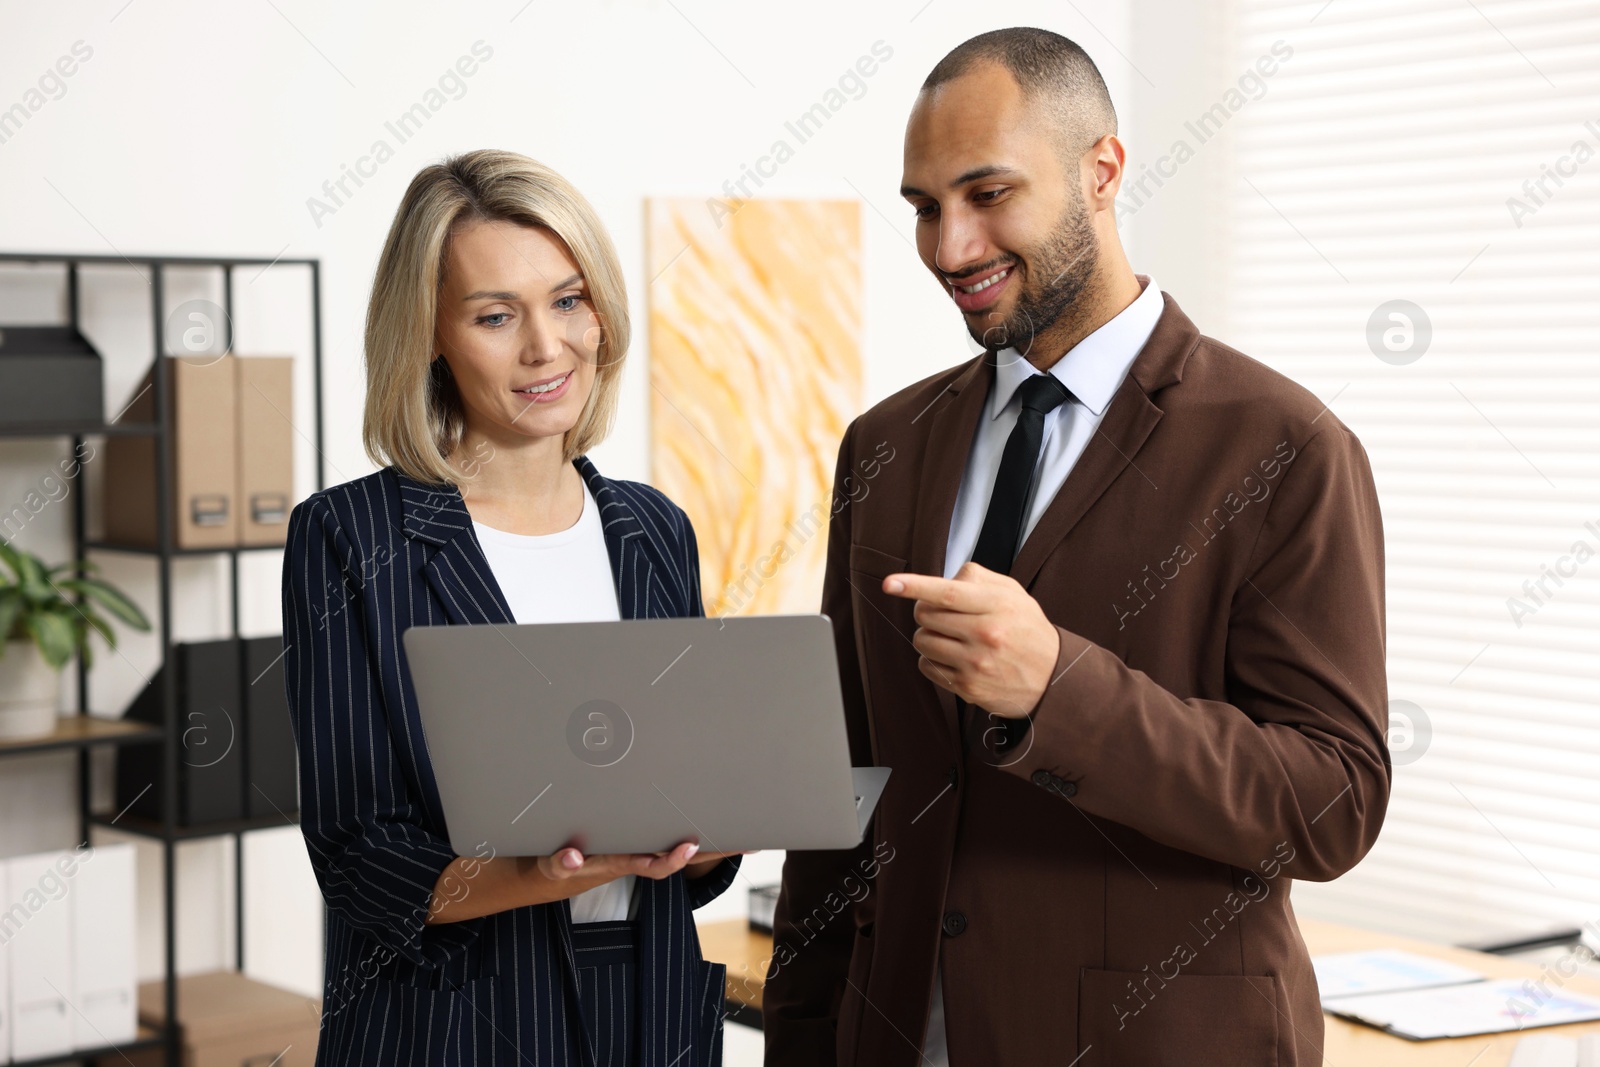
[
  {"xmin": 422, "ymin": 537, "xmax": 518, "ymax": 627},
  {"xmin": 395, "ymin": 474, "xmax": 517, "ymax": 627},
  {"xmin": 907, "ymin": 355, "xmax": 993, "ymax": 739},
  {"xmin": 1008, "ymin": 292, "xmax": 1200, "ymax": 591},
  {"xmin": 575, "ymin": 454, "xmax": 672, "ymax": 621},
  {"xmin": 895, "ymin": 294, "xmax": 1199, "ymax": 741},
  {"xmin": 398, "ymin": 456, "xmax": 674, "ymax": 626},
  {"xmin": 1007, "ymin": 380, "xmax": 1163, "ymax": 591}
]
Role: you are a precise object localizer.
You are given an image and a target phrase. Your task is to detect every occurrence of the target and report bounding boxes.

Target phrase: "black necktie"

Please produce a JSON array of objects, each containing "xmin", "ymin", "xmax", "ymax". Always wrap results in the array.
[{"xmin": 961, "ymin": 372, "xmax": 1073, "ymax": 752}]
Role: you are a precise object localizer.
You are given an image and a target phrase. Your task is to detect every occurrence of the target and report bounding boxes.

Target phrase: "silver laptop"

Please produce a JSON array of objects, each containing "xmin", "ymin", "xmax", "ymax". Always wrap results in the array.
[{"xmin": 402, "ymin": 614, "xmax": 889, "ymax": 857}]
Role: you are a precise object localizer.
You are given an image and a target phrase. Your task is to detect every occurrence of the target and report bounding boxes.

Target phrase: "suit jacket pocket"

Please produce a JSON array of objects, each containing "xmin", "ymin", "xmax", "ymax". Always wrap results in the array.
[
  {"xmin": 848, "ymin": 544, "xmax": 913, "ymax": 636},
  {"xmin": 357, "ymin": 974, "xmax": 505, "ymax": 1065},
  {"xmin": 834, "ymin": 927, "xmax": 876, "ymax": 1064},
  {"xmin": 848, "ymin": 543, "xmax": 906, "ymax": 581},
  {"xmin": 1078, "ymin": 968, "xmax": 1279, "ymax": 1067},
  {"xmin": 695, "ymin": 959, "xmax": 729, "ymax": 1067}
]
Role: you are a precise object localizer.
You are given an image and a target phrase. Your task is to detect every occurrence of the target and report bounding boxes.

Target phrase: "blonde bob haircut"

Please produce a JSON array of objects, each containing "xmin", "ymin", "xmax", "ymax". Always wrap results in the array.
[{"xmin": 362, "ymin": 149, "xmax": 631, "ymax": 487}]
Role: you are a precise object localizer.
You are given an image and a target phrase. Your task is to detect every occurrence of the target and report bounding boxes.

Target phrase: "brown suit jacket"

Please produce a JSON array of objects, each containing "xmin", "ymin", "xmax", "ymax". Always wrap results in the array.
[{"xmin": 764, "ymin": 291, "xmax": 1390, "ymax": 1067}]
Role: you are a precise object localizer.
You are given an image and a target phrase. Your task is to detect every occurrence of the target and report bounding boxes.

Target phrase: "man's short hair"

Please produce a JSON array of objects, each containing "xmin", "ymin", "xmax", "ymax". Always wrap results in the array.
[{"xmin": 921, "ymin": 27, "xmax": 1117, "ymax": 155}]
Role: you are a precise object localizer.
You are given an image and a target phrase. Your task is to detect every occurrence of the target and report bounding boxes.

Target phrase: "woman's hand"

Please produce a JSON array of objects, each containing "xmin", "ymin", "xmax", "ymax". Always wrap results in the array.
[
  {"xmin": 684, "ymin": 848, "xmax": 748, "ymax": 881},
  {"xmin": 425, "ymin": 843, "xmax": 750, "ymax": 924},
  {"xmin": 538, "ymin": 842, "xmax": 747, "ymax": 885}
]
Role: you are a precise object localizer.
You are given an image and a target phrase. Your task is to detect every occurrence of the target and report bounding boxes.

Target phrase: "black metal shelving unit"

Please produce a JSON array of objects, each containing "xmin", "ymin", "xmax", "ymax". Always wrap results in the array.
[{"xmin": 0, "ymin": 250, "xmax": 325, "ymax": 1066}]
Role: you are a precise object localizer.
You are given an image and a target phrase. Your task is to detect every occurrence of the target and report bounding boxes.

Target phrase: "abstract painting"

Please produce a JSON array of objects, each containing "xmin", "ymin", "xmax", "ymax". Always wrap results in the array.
[{"xmin": 647, "ymin": 197, "xmax": 862, "ymax": 617}]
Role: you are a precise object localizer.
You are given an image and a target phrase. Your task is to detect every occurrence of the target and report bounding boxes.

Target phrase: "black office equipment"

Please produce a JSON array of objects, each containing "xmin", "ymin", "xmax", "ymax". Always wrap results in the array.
[
  {"xmin": 0, "ymin": 324, "xmax": 105, "ymax": 429},
  {"xmin": 116, "ymin": 639, "xmax": 245, "ymax": 826},
  {"xmin": 243, "ymin": 635, "xmax": 298, "ymax": 818}
]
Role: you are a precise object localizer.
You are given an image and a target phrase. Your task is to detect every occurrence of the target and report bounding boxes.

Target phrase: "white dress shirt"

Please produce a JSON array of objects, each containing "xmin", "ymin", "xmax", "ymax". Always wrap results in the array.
[
  {"xmin": 942, "ymin": 276, "xmax": 1164, "ymax": 580},
  {"xmin": 923, "ymin": 276, "xmax": 1163, "ymax": 1063},
  {"xmin": 472, "ymin": 478, "xmax": 638, "ymax": 924}
]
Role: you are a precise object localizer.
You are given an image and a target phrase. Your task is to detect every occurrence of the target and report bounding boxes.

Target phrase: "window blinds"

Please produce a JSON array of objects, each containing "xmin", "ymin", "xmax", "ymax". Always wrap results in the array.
[{"xmin": 1220, "ymin": 0, "xmax": 1600, "ymax": 943}]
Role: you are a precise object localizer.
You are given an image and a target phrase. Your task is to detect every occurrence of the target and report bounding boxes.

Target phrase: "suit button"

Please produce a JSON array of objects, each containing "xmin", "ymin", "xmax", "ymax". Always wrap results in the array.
[
  {"xmin": 942, "ymin": 911, "xmax": 967, "ymax": 937},
  {"xmin": 1031, "ymin": 769, "xmax": 1078, "ymax": 798}
]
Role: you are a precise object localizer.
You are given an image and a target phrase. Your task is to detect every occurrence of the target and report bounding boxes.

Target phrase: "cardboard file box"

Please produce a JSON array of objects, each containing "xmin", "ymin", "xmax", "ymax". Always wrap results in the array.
[
  {"xmin": 116, "ymin": 638, "xmax": 245, "ymax": 827},
  {"xmin": 104, "ymin": 355, "xmax": 239, "ymax": 549},
  {"xmin": 127, "ymin": 971, "xmax": 320, "ymax": 1067},
  {"xmin": 236, "ymin": 356, "xmax": 294, "ymax": 546},
  {"xmin": 0, "ymin": 324, "xmax": 106, "ymax": 430}
]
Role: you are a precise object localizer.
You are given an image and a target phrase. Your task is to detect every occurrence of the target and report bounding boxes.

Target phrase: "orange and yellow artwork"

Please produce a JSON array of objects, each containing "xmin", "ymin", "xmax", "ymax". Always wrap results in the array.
[{"xmin": 647, "ymin": 197, "xmax": 862, "ymax": 617}]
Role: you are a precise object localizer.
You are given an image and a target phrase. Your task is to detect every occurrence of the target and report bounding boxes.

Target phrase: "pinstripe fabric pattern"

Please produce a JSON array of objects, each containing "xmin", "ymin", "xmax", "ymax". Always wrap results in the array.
[
  {"xmin": 571, "ymin": 921, "xmax": 642, "ymax": 1067},
  {"xmin": 281, "ymin": 456, "xmax": 738, "ymax": 1067}
]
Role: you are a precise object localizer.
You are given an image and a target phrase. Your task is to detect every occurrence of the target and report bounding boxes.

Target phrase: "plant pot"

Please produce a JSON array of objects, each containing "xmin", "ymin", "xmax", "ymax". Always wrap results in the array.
[{"xmin": 0, "ymin": 638, "xmax": 62, "ymax": 740}]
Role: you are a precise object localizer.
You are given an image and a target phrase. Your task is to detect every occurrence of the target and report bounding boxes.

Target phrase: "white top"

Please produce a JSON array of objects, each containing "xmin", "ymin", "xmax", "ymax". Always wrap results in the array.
[
  {"xmin": 924, "ymin": 277, "xmax": 1164, "ymax": 1062},
  {"xmin": 471, "ymin": 478, "xmax": 636, "ymax": 924}
]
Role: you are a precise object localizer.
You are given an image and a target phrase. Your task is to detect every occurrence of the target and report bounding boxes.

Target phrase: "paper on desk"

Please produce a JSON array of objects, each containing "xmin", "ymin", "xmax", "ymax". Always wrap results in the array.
[
  {"xmin": 1326, "ymin": 978, "xmax": 1600, "ymax": 1040},
  {"xmin": 1507, "ymin": 1034, "xmax": 1577, "ymax": 1067},
  {"xmin": 1314, "ymin": 949, "xmax": 1485, "ymax": 1001},
  {"xmin": 1509, "ymin": 1033, "xmax": 1600, "ymax": 1067}
]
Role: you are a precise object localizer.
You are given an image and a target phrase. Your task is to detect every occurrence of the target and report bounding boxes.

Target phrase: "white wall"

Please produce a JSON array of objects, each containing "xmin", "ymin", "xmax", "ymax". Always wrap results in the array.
[{"xmin": 0, "ymin": 0, "xmax": 1154, "ymax": 1054}]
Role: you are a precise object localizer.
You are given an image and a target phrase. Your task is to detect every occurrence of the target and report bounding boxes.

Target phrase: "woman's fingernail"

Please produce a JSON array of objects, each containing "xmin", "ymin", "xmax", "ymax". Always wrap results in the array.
[
  {"xmin": 684, "ymin": 844, "xmax": 699, "ymax": 860},
  {"xmin": 563, "ymin": 850, "xmax": 582, "ymax": 869}
]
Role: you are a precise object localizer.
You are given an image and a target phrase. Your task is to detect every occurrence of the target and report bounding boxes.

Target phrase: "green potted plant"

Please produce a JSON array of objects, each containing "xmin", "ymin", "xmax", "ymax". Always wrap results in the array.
[{"xmin": 0, "ymin": 541, "xmax": 152, "ymax": 740}]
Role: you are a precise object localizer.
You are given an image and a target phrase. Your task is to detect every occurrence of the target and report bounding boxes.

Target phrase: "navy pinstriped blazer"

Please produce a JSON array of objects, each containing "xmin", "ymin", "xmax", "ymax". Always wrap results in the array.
[{"xmin": 280, "ymin": 456, "xmax": 739, "ymax": 1067}]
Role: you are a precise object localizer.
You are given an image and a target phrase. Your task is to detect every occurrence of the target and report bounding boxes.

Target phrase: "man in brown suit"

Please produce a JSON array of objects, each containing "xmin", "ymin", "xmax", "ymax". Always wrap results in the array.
[{"xmin": 764, "ymin": 27, "xmax": 1390, "ymax": 1067}]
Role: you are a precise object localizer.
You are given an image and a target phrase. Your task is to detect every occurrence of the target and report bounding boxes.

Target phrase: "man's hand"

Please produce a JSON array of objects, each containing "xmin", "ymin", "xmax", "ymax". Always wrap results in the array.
[{"xmin": 883, "ymin": 561, "xmax": 1061, "ymax": 718}]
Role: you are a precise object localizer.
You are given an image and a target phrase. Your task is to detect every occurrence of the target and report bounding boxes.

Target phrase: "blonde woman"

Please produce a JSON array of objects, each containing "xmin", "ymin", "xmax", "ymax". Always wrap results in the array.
[{"xmin": 282, "ymin": 150, "xmax": 739, "ymax": 1067}]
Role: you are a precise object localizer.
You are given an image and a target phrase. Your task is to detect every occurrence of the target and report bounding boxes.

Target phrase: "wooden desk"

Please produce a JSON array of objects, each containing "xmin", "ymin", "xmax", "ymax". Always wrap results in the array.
[
  {"xmin": 1302, "ymin": 919, "xmax": 1600, "ymax": 1065},
  {"xmin": 697, "ymin": 916, "xmax": 1600, "ymax": 1065}
]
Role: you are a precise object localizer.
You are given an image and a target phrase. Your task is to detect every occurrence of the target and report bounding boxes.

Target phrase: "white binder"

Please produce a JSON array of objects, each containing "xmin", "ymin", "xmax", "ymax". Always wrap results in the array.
[
  {"xmin": 71, "ymin": 843, "xmax": 136, "ymax": 1049},
  {"xmin": 0, "ymin": 859, "xmax": 9, "ymax": 1065},
  {"xmin": 5, "ymin": 852, "xmax": 75, "ymax": 1059}
]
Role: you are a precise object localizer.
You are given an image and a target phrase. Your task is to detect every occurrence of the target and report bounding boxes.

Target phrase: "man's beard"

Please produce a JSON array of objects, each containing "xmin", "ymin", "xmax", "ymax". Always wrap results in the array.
[{"xmin": 968, "ymin": 193, "xmax": 1099, "ymax": 359}]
